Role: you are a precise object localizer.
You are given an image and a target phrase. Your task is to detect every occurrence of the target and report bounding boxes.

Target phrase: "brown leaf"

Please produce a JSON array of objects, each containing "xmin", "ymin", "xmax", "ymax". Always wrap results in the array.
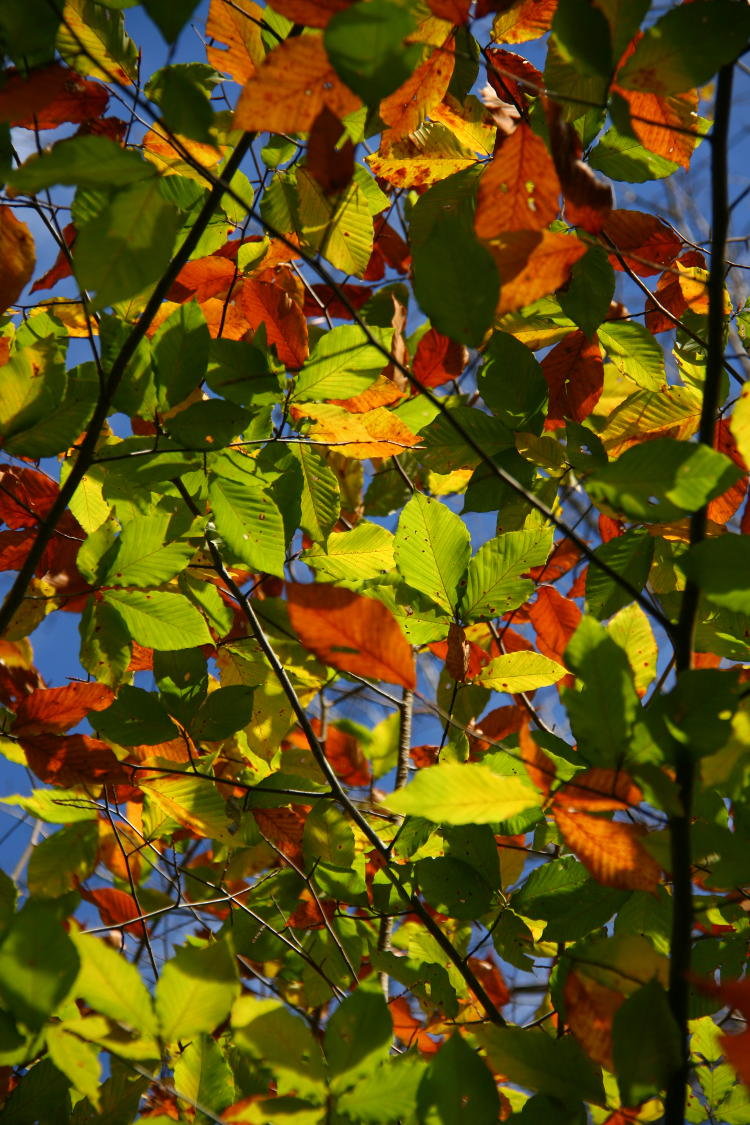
[
  {"xmin": 266, "ymin": 0, "xmax": 352, "ymax": 26},
  {"xmin": 233, "ymin": 35, "xmax": 361, "ymax": 135},
  {"xmin": 287, "ymin": 583, "xmax": 416, "ymax": 689},
  {"xmin": 542, "ymin": 330, "xmax": 604, "ymax": 427},
  {"xmin": 0, "ymin": 207, "xmax": 35, "ymax": 316},
  {"xmin": 306, "ymin": 107, "xmax": 355, "ymax": 194},
  {"xmin": 474, "ymin": 123, "xmax": 560, "ymax": 239},
  {"xmin": 0, "ymin": 467, "xmax": 59, "ymax": 529},
  {"xmin": 485, "ymin": 47, "xmax": 543, "ymax": 111},
  {"xmin": 600, "ymin": 209, "xmax": 682, "ymax": 278}
]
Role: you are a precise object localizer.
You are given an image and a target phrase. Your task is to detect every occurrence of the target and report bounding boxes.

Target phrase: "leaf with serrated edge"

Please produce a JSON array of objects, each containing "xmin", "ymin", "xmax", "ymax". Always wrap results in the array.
[{"xmin": 383, "ymin": 763, "xmax": 539, "ymax": 824}]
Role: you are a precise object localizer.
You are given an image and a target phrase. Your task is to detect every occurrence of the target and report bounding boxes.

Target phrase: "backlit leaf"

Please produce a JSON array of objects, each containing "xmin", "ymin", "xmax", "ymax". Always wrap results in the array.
[
  {"xmin": 474, "ymin": 123, "xmax": 560, "ymax": 239},
  {"xmin": 156, "ymin": 939, "xmax": 240, "ymax": 1043},
  {"xmin": 379, "ymin": 37, "xmax": 455, "ymax": 137},
  {"xmin": 289, "ymin": 402, "xmax": 421, "ymax": 459},
  {"xmin": 488, "ymin": 229, "xmax": 587, "ymax": 315},
  {"xmin": 0, "ymin": 208, "xmax": 35, "ymax": 316},
  {"xmin": 552, "ymin": 807, "xmax": 661, "ymax": 892},
  {"xmin": 395, "ymin": 491, "xmax": 471, "ymax": 613},
  {"xmin": 104, "ymin": 589, "xmax": 213, "ymax": 650},
  {"xmin": 475, "ymin": 651, "xmax": 566, "ymax": 693},
  {"xmin": 383, "ymin": 763, "xmax": 539, "ymax": 824}
]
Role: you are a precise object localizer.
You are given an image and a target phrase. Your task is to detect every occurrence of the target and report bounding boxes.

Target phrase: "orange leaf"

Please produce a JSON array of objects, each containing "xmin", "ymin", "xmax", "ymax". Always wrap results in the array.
[
  {"xmin": 80, "ymin": 887, "xmax": 146, "ymax": 936},
  {"xmin": 542, "ymin": 330, "xmax": 604, "ymax": 427},
  {"xmin": 0, "ymin": 207, "xmax": 35, "ymax": 317},
  {"xmin": 389, "ymin": 996, "xmax": 440, "ymax": 1054},
  {"xmin": 13, "ymin": 682, "xmax": 114, "ymax": 735},
  {"xmin": 708, "ymin": 419, "xmax": 748, "ymax": 525},
  {"xmin": 644, "ymin": 250, "xmax": 710, "ymax": 334},
  {"xmin": 600, "ymin": 209, "xmax": 682, "ymax": 278},
  {"xmin": 325, "ymin": 724, "xmax": 371, "ymax": 787},
  {"xmin": 0, "ymin": 64, "xmax": 108, "ymax": 129},
  {"xmin": 526, "ymin": 537, "xmax": 580, "ymax": 583},
  {"xmin": 288, "ymin": 402, "xmax": 421, "ymax": 459},
  {"xmin": 527, "ymin": 586, "xmax": 580, "ymax": 680},
  {"xmin": 30, "ymin": 223, "xmax": 76, "ymax": 293},
  {"xmin": 474, "ymin": 123, "xmax": 560, "ymax": 239},
  {"xmin": 491, "ymin": 0, "xmax": 558, "ymax": 43},
  {"xmin": 554, "ymin": 769, "xmax": 643, "ymax": 812},
  {"xmin": 613, "ymin": 86, "xmax": 699, "ymax": 170},
  {"xmin": 564, "ymin": 968, "xmax": 623, "ymax": 1071},
  {"xmin": 379, "ymin": 39, "xmax": 455, "ymax": 137},
  {"xmin": 253, "ymin": 806, "xmax": 306, "ymax": 862},
  {"xmin": 97, "ymin": 818, "xmax": 143, "ymax": 884},
  {"xmin": 552, "ymin": 807, "xmax": 660, "ymax": 892},
  {"xmin": 488, "ymin": 229, "xmax": 587, "ymax": 315},
  {"xmin": 413, "ymin": 328, "xmax": 466, "ymax": 390},
  {"xmin": 21, "ymin": 733, "xmax": 128, "ymax": 788},
  {"xmin": 205, "ymin": 0, "xmax": 264, "ymax": 83},
  {"xmin": 168, "ymin": 255, "xmax": 236, "ymax": 303},
  {"xmin": 266, "ymin": 0, "xmax": 352, "ymax": 27},
  {"xmin": 519, "ymin": 723, "xmax": 555, "ymax": 799},
  {"xmin": 469, "ymin": 705, "xmax": 525, "ymax": 755},
  {"xmin": 427, "ymin": 0, "xmax": 471, "ymax": 22},
  {"xmin": 367, "ymin": 128, "xmax": 476, "ymax": 191},
  {"xmin": 287, "ymin": 583, "xmax": 416, "ymax": 689},
  {"xmin": 142, "ymin": 126, "xmax": 223, "ymax": 175},
  {"xmin": 238, "ymin": 275, "xmax": 309, "ymax": 369},
  {"xmin": 287, "ymin": 891, "xmax": 336, "ymax": 930},
  {"xmin": 233, "ymin": 35, "xmax": 361, "ymax": 135},
  {"xmin": 330, "ymin": 376, "xmax": 406, "ymax": 414}
]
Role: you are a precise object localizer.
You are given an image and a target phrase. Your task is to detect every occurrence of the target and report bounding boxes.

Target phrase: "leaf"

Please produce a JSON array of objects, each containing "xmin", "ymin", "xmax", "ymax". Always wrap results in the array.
[
  {"xmin": 238, "ymin": 276, "xmax": 309, "ymax": 370},
  {"xmin": 103, "ymin": 515, "xmax": 197, "ymax": 588},
  {"xmin": 394, "ymin": 491, "xmax": 471, "ymax": 613},
  {"xmin": 487, "ymin": 229, "xmax": 588, "ymax": 315},
  {"xmin": 46, "ymin": 1023, "xmax": 101, "ymax": 1108},
  {"xmin": 152, "ymin": 301, "xmax": 211, "ymax": 409},
  {"xmin": 679, "ymin": 536, "xmax": 750, "ymax": 618},
  {"xmin": 205, "ymin": 0, "xmax": 264, "ymax": 82},
  {"xmin": 27, "ymin": 821, "xmax": 98, "ymax": 898},
  {"xmin": 325, "ymin": 981, "xmax": 392, "ymax": 1090},
  {"xmin": 585, "ymin": 529, "xmax": 654, "ymax": 621},
  {"xmin": 296, "ymin": 171, "xmax": 374, "ymax": 277},
  {"xmin": 289, "ymin": 402, "xmax": 421, "ymax": 459},
  {"xmin": 13, "ymin": 682, "xmax": 113, "ymax": 734},
  {"xmin": 460, "ymin": 529, "xmax": 551, "ymax": 621},
  {"xmin": 475, "ymin": 651, "xmax": 566, "ymax": 693},
  {"xmin": 209, "ymin": 476, "xmax": 287, "ymax": 578},
  {"xmin": 606, "ymin": 603, "xmax": 657, "ymax": 697},
  {"xmin": 410, "ymin": 168, "xmax": 499, "ymax": 346},
  {"xmin": 367, "ymin": 123, "xmax": 478, "ymax": 190},
  {"xmin": 383, "ymin": 763, "xmax": 539, "ymax": 825},
  {"xmin": 616, "ymin": 1, "xmax": 750, "ymax": 96},
  {"xmin": 552, "ymin": 807, "xmax": 660, "ymax": 892},
  {"xmin": 0, "ymin": 207, "xmax": 35, "ymax": 316},
  {"xmin": 0, "ymin": 899, "xmax": 79, "ymax": 1030},
  {"xmin": 93, "ymin": 685, "xmax": 178, "ymax": 746},
  {"xmin": 189, "ymin": 685, "xmax": 255, "ymax": 741},
  {"xmin": 601, "ymin": 209, "xmax": 681, "ymax": 277},
  {"xmin": 287, "ymin": 582, "xmax": 416, "ymax": 689},
  {"xmin": 303, "ymin": 522, "xmax": 395, "ymax": 582},
  {"xmin": 380, "ymin": 37, "xmax": 455, "ymax": 137},
  {"xmin": 155, "ymin": 939, "xmax": 240, "ymax": 1044},
  {"xmin": 417, "ymin": 1032, "xmax": 500, "ymax": 1125},
  {"xmin": 541, "ymin": 330, "xmax": 604, "ymax": 427},
  {"xmin": 293, "ymin": 325, "xmax": 392, "ymax": 403},
  {"xmin": 612, "ymin": 980, "xmax": 682, "ymax": 1105},
  {"xmin": 103, "ymin": 589, "xmax": 213, "ymax": 650},
  {"xmin": 233, "ymin": 34, "xmax": 361, "ymax": 134},
  {"xmin": 293, "ymin": 444, "xmax": 341, "ymax": 542},
  {"xmin": 324, "ymin": 0, "xmax": 420, "ymax": 105},
  {"xmin": 491, "ymin": 0, "xmax": 559, "ymax": 44},
  {"xmin": 232, "ymin": 996, "xmax": 326, "ymax": 1098},
  {"xmin": 586, "ymin": 438, "xmax": 742, "ymax": 522},
  {"xmin": 71, "ymin": 930, "xmax": 158, "ymax": 1038},
  {"xmin": 477, "ymin": 1024, "xmax": 605, "ymax": 1105},
  {"xmin": 474, "ymin": 123, "xmax": 560, "ymax": 239},
  {"xmin": 142, "ymin": 775, "xmax": 238, "ymax": 844}
]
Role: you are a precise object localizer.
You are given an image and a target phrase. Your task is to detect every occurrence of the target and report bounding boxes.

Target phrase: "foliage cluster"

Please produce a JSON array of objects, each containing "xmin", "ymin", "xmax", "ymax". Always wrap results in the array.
[{"xmin": 1, "ymin": 1, "xmax": 750, "ymax": 1123}]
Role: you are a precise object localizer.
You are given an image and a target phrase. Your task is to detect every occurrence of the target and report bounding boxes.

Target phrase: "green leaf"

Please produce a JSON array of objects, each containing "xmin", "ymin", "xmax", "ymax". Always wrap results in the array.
[
  {"xmin": 337, "ymin": 1054, "xmax": 427, "ymax": 1124},
  {"xmin": 189, "ymin": 685, "xmax": 255, "ymax": 741},
  {"xmin": 597, "ymin": 321, "xmax": 666, "ymax": 390},
  {"xmin": 46, "ymin": 1022, "xmax": 101, "ymax": 1109},
  {"xmin": 383, "ymin": 764, "xmax": 539, "ymax": 825},
  {"xmin": 303, "ymin": 801, "xmax": 356, "ymax": 869},
  {"xmin": 415, "ymin": 856, "xmax": 493, "ymax": 920},
  {"xmin": 70, "ymin": 930, "xmax": 158, "ymax": 1038},
  {"xmin": 589, "ymin": 124, "xmax": 679, "ymax": 183},
  {"xmin": 478, "ymin": 332, "xmax": 548, "ymax": 435},
  {"xmin": 477, "ymin": 1025, "xmax": 605, "ymax": 1105},
  {"xmin": 512, "ymin": 855, "xmax": 628, "ymax": 943},
  {"xmin": 209, "ymin": 475, "xmax": 287, "ymax": 577},
  {"xmin": 79, "ymin": 596, "xmax": 133, "ymax": 688},
  {"xmin": 143, "ymin": 0, "xmax": 200, "ymax": 41},
  {"xmin": 411, "ymin": 169, "xmax": 499, "ymax": 346},
  {"xmin": 612, "ymin": 979, "xmax": 681, "ymax": 1105},
  {"xmin": 10, "ymin": 136, "xmax": 154, "ymax": 193},
  {"xmin": 395, "ymin": 491, "xmax": 471, "ymax": 612},
  {"xmin": 324, "ymin": 0, "xmax": 420, "ymax": 104},
  {"xmin": 303, "ymin": 522, "xmax": 395, "ymax": 582},
  {"xmin": 617, "ymin": 1, "xmax": 750, "ymax": 96},
  {"xmin": 145, "ymin": 63, "xmax": 217, "ymax": 143},
  {"xmin": 552, "ymin": 0, "xmax": 612, "ymax": 78},
  {"xmin": 293, "ymin": 444, "xmax": 341, "ymax": 543},
  {"xmin": 0, "ymin": 0, "xmax": 61, "ymax": 65},
  {"xmin": 173, "ymin": 1034, "xmax": 235, "ymax": 1119},
  {"xmin": 475, "ymin": 652, "xmax": 567, "ymax": 693},
  {"xmin": 324, "ymin": 980, "xmax": 392, "ymax": 1091},
  {"xmin": 557, "ymin": 248, "xmax": 614, "ymax": 339},
  {"xmin": 152, "ymin": 300, "xmax": 211, "ymax": 409},
  {"xmin": 56, "ymin": 0, "xmax": 138, "ymax": 82},
  {"xmin": 418, "ymin": 1032, "xmax": 500, "ymax": 1125},
  {"xmin": 297, "ymin": 171, "xmax": 373, "ymax": 277},
  {"xmin": 679, "ymin": 536, "xmax": 750, "ymax": 617},
  {"xmin": 585, "ymin": 529, "xmax": 654, "ymax": 620},
  {"xmin": 205, "ymin": 338, "xmax": 280, "ymax": 408},
  {"xmin": 232, "ymin": 996, "xmax": 326, "ymax": 1099},
  {"xmin": 165, "ymin": 398, "xmax": 255, "ymax": 449},
  {"xmin": 104, "ymin": 589, "xmax": 213, "ymax": 650},
  {"xmin": 586, "ymin": 438, "xmax": 741, "ymax": 522},
  {"xmin": 418, "ymin": 406, "xmax": 512, "ymax": 473},
  {"xmin": 293, "ymin": 325, "xmax": 392, "ymax": 403},
  {"xmin": 460, "ymin": 529, "xmax": 552, "ymax": 621},
  {"xmin": 102, "ymin": 514, "xmax": 198, "ymax": 588},
  {"xmin": 154, "ymin": 647, "xmax": 209, "ymax": 725},
  {"xmin": 93, "ymin": 685, "xmax": 179, "ymax": 746},
  {"xmin": 0, "ymin": 789, "xmax": 96, "ymax": 825},
  {"xmin": 2, "ymin": 361, "xmax": 98, "ymax": 461},
  {"xmin": 75, "ymin": 179, "xmax": 180, "ymax": 310},
  {"xmin": 27, "ymin": 822, "xmax": 98, "ymax": 898},
  {"xmin": 156, "ymin": 939, "xmax": 239, "ymax": 1043},
  {"xmin": 0, "ymin": 900, "xmax": 80, "ymax": 1030}
]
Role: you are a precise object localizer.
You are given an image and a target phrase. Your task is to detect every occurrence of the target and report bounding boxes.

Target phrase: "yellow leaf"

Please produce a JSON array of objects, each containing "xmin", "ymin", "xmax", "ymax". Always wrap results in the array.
[
  {"xmin": 383, "ymin": 763, "xmax": 539, "ymax": 825},
  {"xmin": 474, "ymin": 651, "xmax": 566, "ymax": 693},
  {"xmin": 289, "ymin": 403, "xmax": 421, "ymax": 459}
]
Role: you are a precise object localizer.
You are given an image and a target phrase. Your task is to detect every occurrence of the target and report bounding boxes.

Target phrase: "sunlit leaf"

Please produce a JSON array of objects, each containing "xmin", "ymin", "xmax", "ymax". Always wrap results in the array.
[{"xmin": 383, "ymin": 763, "xmax": 539, "ymax": 824}]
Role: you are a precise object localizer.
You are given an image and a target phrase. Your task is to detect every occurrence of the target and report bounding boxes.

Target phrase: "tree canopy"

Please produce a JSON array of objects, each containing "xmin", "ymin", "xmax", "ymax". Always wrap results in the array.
[{"xmin": 1, "ymin": 1, "xmax": 750, "ymax": 1123}]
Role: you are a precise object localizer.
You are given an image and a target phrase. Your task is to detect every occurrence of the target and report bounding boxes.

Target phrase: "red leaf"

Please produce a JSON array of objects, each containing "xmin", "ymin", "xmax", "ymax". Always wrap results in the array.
[
  {"xmin": 0, "ymin": 64, "xmax": 108, "ymax": 129},
  {"xmin": 542, "ymin": 331, "xmax": 604, "ymax": 428},
  {"xmin": 601, "ymin": 210, "xmax": 682, "ymax": 277},
  {"xmin": 0, "ymin": 467, "xmax": 59, "ymax": 529},
  {"xmin": 427, "ymin": 0, "xmax": 471, "ymax": 21},
  {"xmin": 527, "ymin": 586, "xmax": 581, "ymax": 685},
  {"xmin": 325, "ymin": 724, "xmax": 371, "ymax": 787},
  {"xmin": 306, "ymin": 107, "xmax": 355, "ymax": 195},
  {"xmin": 485, "ymin": 47, "xmax": 543, "ymax": 111},
  {"xmin": 413, "ymin": 328, "xmax": 467, "ymax": 390},
  {"xmin": 469, "ymin": 705, "xmax": 525, "ymax": 756},
  {"xmin": 13, "ymin": 682, "xmax": 114, "ymax": 735},
  {"xmin": 21, "ymin": 733, "xmax": 129, "ymax": 787},
  {"xmin": 526, "ymin": 538, "xmax": 580, "ymax": 583},
  {"xmin": 30, "ymin": 223, "xmax": 76, "ymax": 293},
  {"xmin": 0, "ymin": 529, "xmax": 33, "ymax": 571},
  {"xmin": 287, "ymin": 583, "xmax": 416, "ymax": 689},
  {"xmin": 287, "ymin": 891, "xmax": 336, "ymax": 930},
  {"xmin": 80, "ymin": 887, "xmax": 146, "ymax": 936}
]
